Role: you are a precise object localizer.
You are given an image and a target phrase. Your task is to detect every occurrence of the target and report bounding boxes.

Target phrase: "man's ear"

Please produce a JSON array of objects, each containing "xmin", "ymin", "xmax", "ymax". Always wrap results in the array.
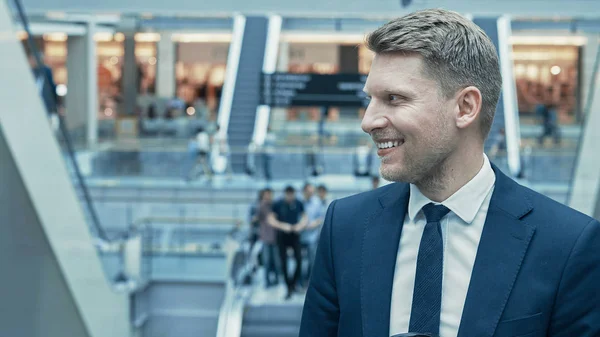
[{"xmin": 455, "ymin": 86, "xmax": 483, "ymax": 130}]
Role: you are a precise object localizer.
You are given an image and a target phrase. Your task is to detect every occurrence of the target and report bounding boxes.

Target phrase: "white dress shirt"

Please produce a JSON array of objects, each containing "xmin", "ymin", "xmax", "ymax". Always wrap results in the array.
[{"xmin": 389, "ymin": 154, "xmax": 496, "ymax": 337}]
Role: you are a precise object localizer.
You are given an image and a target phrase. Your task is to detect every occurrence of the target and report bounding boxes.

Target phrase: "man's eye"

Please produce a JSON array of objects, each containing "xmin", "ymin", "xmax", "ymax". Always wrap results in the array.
[{"xmin": 389, "ymin": 94, "xmax": 400, "ymax": 101}]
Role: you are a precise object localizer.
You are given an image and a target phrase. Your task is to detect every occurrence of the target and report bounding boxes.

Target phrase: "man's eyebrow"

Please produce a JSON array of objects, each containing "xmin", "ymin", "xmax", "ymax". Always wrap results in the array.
[{"xmin": 364, "ymin": 87, "xmax": 415, "ymax": 98}]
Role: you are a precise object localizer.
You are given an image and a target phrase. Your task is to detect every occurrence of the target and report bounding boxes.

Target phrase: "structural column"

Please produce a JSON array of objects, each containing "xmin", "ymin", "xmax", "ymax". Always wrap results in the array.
[
  {"xmin": 251, "ymin": 15, "xmax": 282, "ymax": 147},
  {"xmin": 338, "ymin": 45, "xmax": 360, "ymax": 119},
  {"xmin": 277, "ymin": 41, "xmax": 289, "ymax": 72},
  {"xmin": 473, "ymin": 16, "xmax": 521, "ymax": 176},
  {"xmin": 66, "ymin": 20, "xmax": 98, "ymax": 147},
  {"xmin": 156, "ymin": 32, "xmax": 175, "ymax": 97}
]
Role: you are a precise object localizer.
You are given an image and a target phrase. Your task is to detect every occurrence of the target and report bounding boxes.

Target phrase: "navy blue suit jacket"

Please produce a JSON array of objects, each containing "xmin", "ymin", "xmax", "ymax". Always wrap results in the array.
[{"xmin": 299, "ymin": 165, "xmax": 600, "ymax": 337}]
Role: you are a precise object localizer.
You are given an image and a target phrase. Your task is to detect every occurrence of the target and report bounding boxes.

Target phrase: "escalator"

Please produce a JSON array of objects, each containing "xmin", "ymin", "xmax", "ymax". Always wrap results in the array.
[
  {"xmin": 241, "ymin": 303, "xmax": 303, "ymax": 337},
  {"xmin": 216, "ymin": 241, "xmax": 305, "ymax": 337},
  {"xmin": 225, "ymin": 16, "xmax": 269, "ymax": 172}
]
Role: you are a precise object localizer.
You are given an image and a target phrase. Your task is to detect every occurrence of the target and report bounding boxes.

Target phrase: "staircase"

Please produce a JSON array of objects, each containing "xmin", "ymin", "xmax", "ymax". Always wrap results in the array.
[
  {"xmin": 226, "ymin": 16, "xmax": 269, "ymax": 172},
  {"xmin": 241, "ymin": 303, "xmax": 303, "ymax": 337}
]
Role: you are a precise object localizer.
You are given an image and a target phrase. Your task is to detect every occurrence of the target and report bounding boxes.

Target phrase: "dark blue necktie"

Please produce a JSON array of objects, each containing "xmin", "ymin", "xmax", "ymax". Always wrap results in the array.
[{"xmin": 408, "ymin": 203, "xmax": 450, "ymax": 335}]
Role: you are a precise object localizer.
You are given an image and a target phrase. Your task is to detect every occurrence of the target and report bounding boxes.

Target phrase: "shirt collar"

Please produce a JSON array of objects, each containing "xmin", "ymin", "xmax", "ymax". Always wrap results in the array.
[{"xmin": 407, "ymin": 154, "xmax": 496, "ymax": 224}]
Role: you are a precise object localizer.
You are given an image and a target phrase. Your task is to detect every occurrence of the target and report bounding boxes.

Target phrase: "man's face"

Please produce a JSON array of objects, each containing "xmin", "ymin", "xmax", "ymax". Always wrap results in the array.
[
  {"xmin": 303, "ymin": 185, "xmax": 314, "ymax": 198},
  {"xmin": 285, "ymin": 191, "xmax": 295, "ymax": 203},
  {"xmin": 361, "ymin": 53, "xmax": 458, "ymax": 184},
  {"xmin": 317, "ymin": 188, "xmax": 327, "ymax": 200},
  {"xmin": 264, "ymin": 191, "xmax": 273, "ymax": 202}
]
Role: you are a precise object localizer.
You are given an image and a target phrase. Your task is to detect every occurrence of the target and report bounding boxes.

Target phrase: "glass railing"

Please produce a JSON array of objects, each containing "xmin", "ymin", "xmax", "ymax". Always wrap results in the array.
[
  {"xmin": 97, "ymin": 215, "xmax": 243, "ymax": 283},
  {"xmin": 73, "ymin": 138, "xmax": 581, "ymax": 188},
  {"xmin": 123, "ymin": 215, "xmax": 249, "ymax": 332}
]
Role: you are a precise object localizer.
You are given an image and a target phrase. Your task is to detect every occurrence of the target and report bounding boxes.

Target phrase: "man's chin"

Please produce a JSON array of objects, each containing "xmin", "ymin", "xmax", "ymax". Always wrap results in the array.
[{"xmin": 380, "ymin": 165, "xmax": 409, "ymax": 183}]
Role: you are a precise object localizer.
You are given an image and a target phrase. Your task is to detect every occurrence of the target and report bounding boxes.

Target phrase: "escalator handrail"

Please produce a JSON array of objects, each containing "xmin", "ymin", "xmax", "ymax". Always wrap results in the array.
[
  {"xmin": 11, "ymin": 0, "xmax": 108, "ymax": 241},
  {"xmin": 216, "ymin": 238, "xmax": 261, "ymax": 337}
]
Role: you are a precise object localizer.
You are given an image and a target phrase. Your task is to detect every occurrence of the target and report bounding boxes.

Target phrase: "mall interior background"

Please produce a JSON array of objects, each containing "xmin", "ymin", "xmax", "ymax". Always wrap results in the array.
[{"xmin": 1, "ymin": 0, "xmax": 600, "ymax": 336}]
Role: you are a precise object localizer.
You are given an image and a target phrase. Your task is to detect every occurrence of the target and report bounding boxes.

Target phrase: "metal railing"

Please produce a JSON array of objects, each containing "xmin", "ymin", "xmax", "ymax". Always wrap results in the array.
[{"xmin": 215, "ymin": 232, "xmax": 260, "ymax": 337}]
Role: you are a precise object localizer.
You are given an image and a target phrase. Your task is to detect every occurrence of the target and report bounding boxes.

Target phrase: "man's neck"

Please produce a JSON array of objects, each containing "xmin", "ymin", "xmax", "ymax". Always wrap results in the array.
[{"xmin": 415, "ymin": 148, "xmax": 485, "ymax": 203}]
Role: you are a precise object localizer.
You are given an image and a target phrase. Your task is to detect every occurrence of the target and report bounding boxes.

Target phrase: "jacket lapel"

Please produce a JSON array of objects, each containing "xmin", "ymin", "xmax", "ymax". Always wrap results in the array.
[
  {"xmin": 361, "ymin": 183, "xmax": 410, "ymax": 337},
  {"xmin": 458, "ymin": 166, "xmax": 536, "ymax": 337}
]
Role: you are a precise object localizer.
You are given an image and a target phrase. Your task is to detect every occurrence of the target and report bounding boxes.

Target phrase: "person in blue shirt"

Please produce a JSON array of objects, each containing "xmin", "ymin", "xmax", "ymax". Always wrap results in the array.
[{"xmin": 298, "ymin": 183, "xmax": 328, "ymax": 287}]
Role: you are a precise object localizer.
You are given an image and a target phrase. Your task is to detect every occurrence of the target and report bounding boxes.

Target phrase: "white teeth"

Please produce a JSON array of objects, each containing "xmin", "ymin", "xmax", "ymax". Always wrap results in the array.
[{"xmin": 377, "ymin": 141, "xmax": 402, "ymax": 149}]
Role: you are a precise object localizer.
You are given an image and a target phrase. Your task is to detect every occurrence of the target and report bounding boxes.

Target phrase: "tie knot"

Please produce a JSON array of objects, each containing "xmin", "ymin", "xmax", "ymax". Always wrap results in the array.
[{"xmin": 422, "ymin": 203, "xmax": 450, "ymax": 223}]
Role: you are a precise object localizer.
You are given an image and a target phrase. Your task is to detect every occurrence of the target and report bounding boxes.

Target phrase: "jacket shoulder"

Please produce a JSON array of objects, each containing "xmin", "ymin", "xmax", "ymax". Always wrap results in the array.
[
  {"xmin": 335, "ymin": 183, "xmax": 398, "ymax": 209},
  {"xmin": 510, "ymin": 182, "xmax": 596, "ymax": 242}
]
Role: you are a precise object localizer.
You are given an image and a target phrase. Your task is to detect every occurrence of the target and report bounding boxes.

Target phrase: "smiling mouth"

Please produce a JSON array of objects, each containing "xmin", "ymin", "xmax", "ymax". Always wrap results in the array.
[{"xmin": 376, "ymin": 140, "xmax": 404, "ymax": 149}]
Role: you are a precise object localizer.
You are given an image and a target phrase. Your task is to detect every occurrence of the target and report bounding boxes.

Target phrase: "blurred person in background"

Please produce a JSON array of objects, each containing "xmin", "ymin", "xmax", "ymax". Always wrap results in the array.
[
  {"xmin": 28, "ymin": 53, "xmax": 58, "ymax": 114},
  {"xmin": 488, "ymin": 127, "xmax": 506, "ymax": 159},
  {"xmin": 371, "ymin": 175, "xmax": 380, "ymax": 190},
  {"xmin": 269, "ymin": 185, "xmax": 307, "ymax": 299},
  {"xmin": 318, "ymin": 106, "xmax": 329, "ymax": 145},
  {"xmin": 300, "ymin": 8, "xmax": 600, "ymax": 337},
  {"xmin": 536, "ymin": 92, "xmax": 561, "ymax": 146},
  {"xmin": 186, "ymin": 127, "xmax": 212, "ymax": 182},
  {"xmin": 28, "ymin": 52, "xmax": 60, "ymax": 131},
  {"xmin": 307, "ymin": 184, "xmax": 330, "ymax": 271},
  {"xmin": 262, "ymin": 127, "xmax": 276, "ymax": 181},
  {"xmin": 317, "ymin": 184, "xmax": 329, "ymax": 205},
  {"xmin": 306, "ymin": 143, "xmax": 322, "ymax": 177},
  {"xmin": 354, "ymin": 140, "xmax": 374, "ymax": 177},
  {"xmin": 248, "ymin": 189, "xmax": 262, "ymax": 249},
  {"xmin": 245, "ymin": 141, "xmax": 257, "ymax": 177},
  {"xmin": 211, "ymin": 124, "xmax": 233, "ymax": 179},
  {"xmin": 193, "ymin": 87, "xmax": 210, "ymax": 123},
  {"xmin": 299, "ymin": 183, "xmax": 323, "ymax": 287},
  {"xmin": 257, "ymin": 188, "xmax": 280, "ymax": 288}
]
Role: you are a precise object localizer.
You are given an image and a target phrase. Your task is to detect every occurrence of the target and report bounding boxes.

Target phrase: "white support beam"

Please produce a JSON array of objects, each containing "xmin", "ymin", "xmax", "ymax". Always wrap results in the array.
[
  {"xmin": 497, "ymin": 15, "xmax": 522, "ymax": 176},
  {"xmin": 66, "ymin": 20, "xmax": 98, "ymax": 146},
  {"xmin": 156, "ymin": 32, "xmax": 175, "ymax": 97},
  {"xmin": 252, "ymin": 15, "xmax": 282, "ymax": 146},
  {"xmin": 217, "ymin": 14, "xmax": 245, "ymax": 137}
]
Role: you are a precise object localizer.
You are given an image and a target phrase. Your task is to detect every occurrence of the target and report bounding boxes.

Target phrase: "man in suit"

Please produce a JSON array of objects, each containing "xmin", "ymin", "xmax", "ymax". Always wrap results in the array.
[{"xmin": 299, "ymin": 9, "xmax": 600, "ymax": 337}]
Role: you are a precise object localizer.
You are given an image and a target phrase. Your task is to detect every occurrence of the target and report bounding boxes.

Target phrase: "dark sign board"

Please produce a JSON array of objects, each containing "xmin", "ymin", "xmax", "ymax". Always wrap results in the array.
[{"xmin": 260, "ymin": 72, "xmax": 369, "ymax": 108}]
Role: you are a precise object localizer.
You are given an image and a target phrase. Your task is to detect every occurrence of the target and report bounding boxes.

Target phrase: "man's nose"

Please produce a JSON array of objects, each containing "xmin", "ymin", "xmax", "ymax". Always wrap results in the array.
[{"xmin": 361, "ymin": 102, "xmax": 388, "ymax": 134}]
